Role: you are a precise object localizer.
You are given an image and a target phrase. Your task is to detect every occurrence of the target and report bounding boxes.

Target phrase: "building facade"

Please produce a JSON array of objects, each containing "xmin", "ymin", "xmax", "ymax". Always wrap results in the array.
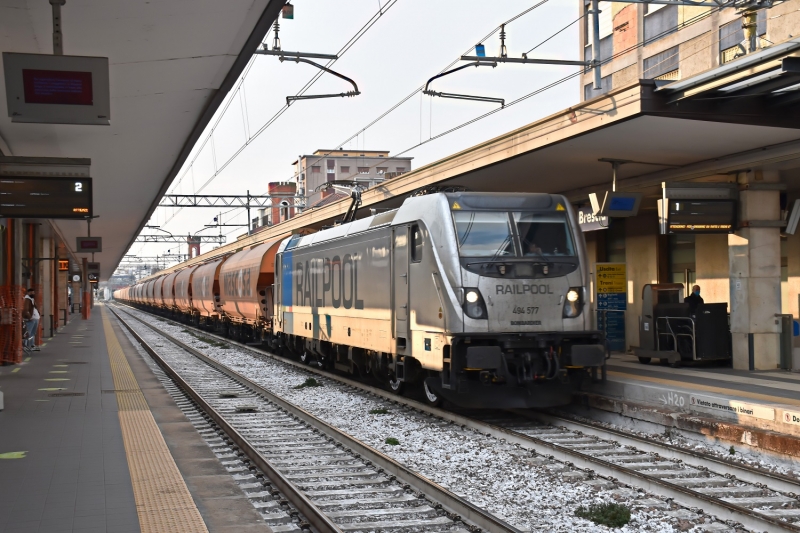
[
  {"xmin": 579, "ymin": 0, "xmax": 800, "ymax": 101},
  {"xmin": 293, "ymin": 150, "xmax": 413, "ymax": 208}
]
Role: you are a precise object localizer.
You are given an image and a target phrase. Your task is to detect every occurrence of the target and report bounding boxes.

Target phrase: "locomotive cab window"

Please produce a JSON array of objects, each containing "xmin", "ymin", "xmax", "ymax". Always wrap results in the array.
[
  {"xmin": 453, "ymin": 211, "xmax": 514, "ymax": 257},
  {"xmin": 411, "ymin": 224, "xmax": 423, "ymax": 262},
  {"xmin": 515, "ymin": 212, "xmax": 575, "ymax": 257}
]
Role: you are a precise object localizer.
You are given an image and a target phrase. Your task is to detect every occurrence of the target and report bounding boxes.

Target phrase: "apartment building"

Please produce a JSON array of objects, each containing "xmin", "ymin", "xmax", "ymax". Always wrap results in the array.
[
  {"xmin": 579, "ymin": 0, "xmax": 799, "ymax": 101},
  {"xmin": 293, "ymin": 149, "xmax": 413, "ymax": 208}
]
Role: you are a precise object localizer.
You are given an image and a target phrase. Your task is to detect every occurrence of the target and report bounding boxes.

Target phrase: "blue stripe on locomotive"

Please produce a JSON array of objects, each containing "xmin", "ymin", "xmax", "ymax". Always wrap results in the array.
[{"xmin": 281, "ymin": 251, "xmax": 293, "ymax": 308}]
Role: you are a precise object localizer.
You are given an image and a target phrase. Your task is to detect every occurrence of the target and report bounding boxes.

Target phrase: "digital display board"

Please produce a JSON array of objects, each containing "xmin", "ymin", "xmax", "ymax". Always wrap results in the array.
[
  {"xmin": 667, "ymin": 199, "xmax": 736, "ymax": 234},
  {"xmin": 0, "ymin": 176, "xmax": 92, "ymax": 219},
  {"xmin": 22, "ymin": 69, "xmax": 94, "ymax": 106},
  {"xmin": 77, "ymin": 237, "xmax": 102, "ymax": 253},
  {"xmin": 3, "ymin": 53, "xmax": 110, "ymax": 125}
]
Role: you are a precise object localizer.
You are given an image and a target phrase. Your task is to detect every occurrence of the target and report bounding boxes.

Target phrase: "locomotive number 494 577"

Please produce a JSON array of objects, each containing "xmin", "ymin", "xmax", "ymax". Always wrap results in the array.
[{"xmin": 512, "ymin": 306, "xmax": 539, "ymax": 314}]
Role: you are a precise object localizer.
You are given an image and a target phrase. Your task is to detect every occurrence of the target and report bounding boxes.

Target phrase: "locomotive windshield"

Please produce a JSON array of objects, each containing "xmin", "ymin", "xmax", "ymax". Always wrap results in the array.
[
  {"xmin": 514, "ymin": 212, "xmax": 575, "ymax": 257},
  {"xmin": 453, "ymin": 210, "xmax": 575, "ymax": 258}
]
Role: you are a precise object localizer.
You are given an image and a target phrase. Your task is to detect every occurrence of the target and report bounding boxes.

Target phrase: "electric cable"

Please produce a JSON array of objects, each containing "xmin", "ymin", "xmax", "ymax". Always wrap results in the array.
[{"xmin": 158, "ymin": 0, "xmax": 401, "ymax": 229}]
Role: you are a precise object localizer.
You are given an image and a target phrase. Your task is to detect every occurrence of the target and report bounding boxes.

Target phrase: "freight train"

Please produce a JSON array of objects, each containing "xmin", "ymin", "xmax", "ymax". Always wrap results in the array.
[{"xmin": 115, "ymin": 192, "xmax": 606, "ymax": 408}]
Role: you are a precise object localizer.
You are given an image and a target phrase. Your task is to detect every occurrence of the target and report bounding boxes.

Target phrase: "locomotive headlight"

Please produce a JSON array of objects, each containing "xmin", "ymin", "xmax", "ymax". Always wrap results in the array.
[
  {"xmin": 563, "ymin": 287, "xmax": 584, "ymax": 318},
  {"xmin": 566, "ymin": 289, "xmax": 579, "ymax": 302},
  {"xmin": 462, "ymin": 288, "xmax": 487, "ymax": 319}
]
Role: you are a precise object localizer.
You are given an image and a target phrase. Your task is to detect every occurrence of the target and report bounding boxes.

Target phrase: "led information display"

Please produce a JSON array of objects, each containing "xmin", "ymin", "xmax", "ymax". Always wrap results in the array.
[
  {"xmin": 667, "ymin": 199, "xmax": 736, "ymax": 234},
  {"xmin": 0, "ymin": 176, "xmax": 92, "ymax": 218},
  {"xmin": 22, "ymin": 69, "xmax": 94, "ymax": 105}
]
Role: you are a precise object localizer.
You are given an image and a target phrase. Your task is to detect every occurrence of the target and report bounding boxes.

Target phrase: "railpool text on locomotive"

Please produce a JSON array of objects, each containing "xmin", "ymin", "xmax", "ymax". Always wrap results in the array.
[{"xmin": 295, "ymin": 255, "xmax": 365, "ymax": 310}]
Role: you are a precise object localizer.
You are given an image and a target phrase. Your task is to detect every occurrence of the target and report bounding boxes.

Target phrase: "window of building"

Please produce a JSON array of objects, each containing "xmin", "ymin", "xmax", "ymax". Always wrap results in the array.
[
  {"xmin": 311, "ymin": 166, "xmax": 321, "ymax": 174},
  {"xmin": 643, "ymin": 4, "xmax": 678, "ymax": 44},
  {"xmin": 340, "ymin": 166, "xmax": 350, "ymax": 173},
  {"xmin": 376, "ymin": 167, "xmax": 387, "ymax": 175},
  {"xmin": 583, "ymin": 74, "xmax": 611, "ymax": 101},
  {"xmin": 396, "ymin": 167, "xmax": 406, "ymax": 172},
  {"xmin": 326, "ymin": 159, "xmax": 335, "ymax": 174},
  {"xmin": 358, "ymin": 167, "xmax": 370, "ymax": 174},
  {"xmin": 643, "ymin": 46, "xmax": 679, "ymax": 79},
  {"xmin": 719, "ymin": 12, "xmax": 766, "ymax": 64},
  {"xmin": 411, "ymin": 225, "xmax": 423, "ymax": 262}
]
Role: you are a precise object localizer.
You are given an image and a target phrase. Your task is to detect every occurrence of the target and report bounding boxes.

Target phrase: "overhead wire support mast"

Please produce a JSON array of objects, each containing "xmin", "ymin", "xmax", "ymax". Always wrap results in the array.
[
  {"xmin": 159, "ymin": 194, "xmax": 305, "ymax": 208},
  {"xmin": 254, "ymin": 19, "xmax": 360, "ymax": 105},
  {"xmin": 134, "ymin": 235, "xmax": 227, "ymax": 244}
]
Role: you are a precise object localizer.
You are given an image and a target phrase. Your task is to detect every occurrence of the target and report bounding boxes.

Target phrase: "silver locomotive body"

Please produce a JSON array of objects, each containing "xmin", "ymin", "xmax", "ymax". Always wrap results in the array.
[{"xmin": 274, "ymin": 192, "xmax": 605, "ymax": 408}]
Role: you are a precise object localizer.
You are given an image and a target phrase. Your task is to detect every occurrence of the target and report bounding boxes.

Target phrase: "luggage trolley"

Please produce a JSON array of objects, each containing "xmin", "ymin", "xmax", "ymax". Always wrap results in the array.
[{"xmin": 635, "ymin": 284, "xmax": 731, "ymax": 367}]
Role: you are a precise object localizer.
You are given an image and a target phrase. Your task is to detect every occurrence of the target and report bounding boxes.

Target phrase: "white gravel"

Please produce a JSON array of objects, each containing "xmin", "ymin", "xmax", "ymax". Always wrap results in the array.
[
  {"xmin": 118, "ymin": 307, "xmax": 745, "ymax": 533},
  {"xmin": 560, "ymin": 411, "xmax": 800, "ymax": 481}
]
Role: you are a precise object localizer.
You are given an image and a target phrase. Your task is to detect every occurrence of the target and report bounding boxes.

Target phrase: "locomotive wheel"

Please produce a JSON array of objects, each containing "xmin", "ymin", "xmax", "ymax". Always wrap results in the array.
[
  {"xmin": 423, "ymin": 380, "xmax": 442, "ymax": 407},
  {"xmin": 388, "ymin": 376, "xmax": 405, "ymax": 395},
  {"xmin": 637, "ymin": 357, "xmax": 651, "ymax": 364}
]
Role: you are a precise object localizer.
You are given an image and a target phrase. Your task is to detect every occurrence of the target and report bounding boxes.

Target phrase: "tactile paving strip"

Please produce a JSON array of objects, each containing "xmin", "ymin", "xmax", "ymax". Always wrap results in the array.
[{"xmin": 101, "ymin": 307, "xmax": 209, "ymax": 533}]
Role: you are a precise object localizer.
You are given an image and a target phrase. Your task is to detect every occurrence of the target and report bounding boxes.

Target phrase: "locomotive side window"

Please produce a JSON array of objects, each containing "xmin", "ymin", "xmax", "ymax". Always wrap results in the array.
[
  {"xmin": 514, "ymin": 212, "xmax": 575, "ymax": 257},
  {"xmin": 453, "ymin": 211, "xmax": 514, "ymax": 257},
  {"xmin": 411, "ymin": 224, "xmax": 423, "ymax": 262}
]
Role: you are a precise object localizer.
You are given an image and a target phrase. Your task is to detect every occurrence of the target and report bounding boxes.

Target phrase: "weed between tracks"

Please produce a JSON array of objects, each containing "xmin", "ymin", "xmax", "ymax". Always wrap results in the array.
[
  {"xmin": 182, "ymin": 329, "xmax": 229, "ymax": 349},
  {"xmin": 293, "ymin": 377, "xmax": 322, "ymax": 389},
  {"xmin": 369, "ymin": 408, "xmax": 390, "ymax": 415},
  {"xmin": 575, "ymin": 502, "xmax": 631, "ymax": 528},
  {"xmin": 385, "ymin": 437, "xmax": 400, "ymax": 446}
]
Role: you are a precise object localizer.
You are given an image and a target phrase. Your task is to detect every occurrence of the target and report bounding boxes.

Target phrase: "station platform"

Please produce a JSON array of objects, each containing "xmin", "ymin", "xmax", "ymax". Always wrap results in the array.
[
  {"xmin": 0, "ymin": 304, "xmax": 270, "ymax": 533},
  {"xmin": 582, "ymin": 354, "xmax": 800, "ymax": 457}
]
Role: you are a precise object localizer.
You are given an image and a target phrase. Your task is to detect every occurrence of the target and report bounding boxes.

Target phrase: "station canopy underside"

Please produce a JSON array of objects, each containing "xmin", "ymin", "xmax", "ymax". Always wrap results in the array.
[
  {"xmin": 166, "ymin": 40, "xmax": 800, "ymax": 274},
  {"xmin": 0, "ymin": 0, "xmax": 283, "ymax": 279}
]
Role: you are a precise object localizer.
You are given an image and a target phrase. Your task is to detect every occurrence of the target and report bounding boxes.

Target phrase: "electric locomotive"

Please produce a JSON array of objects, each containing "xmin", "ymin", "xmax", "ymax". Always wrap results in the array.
[{"xmin": 272, "ymin": 192, "xmax": 605, "ymax": 408}]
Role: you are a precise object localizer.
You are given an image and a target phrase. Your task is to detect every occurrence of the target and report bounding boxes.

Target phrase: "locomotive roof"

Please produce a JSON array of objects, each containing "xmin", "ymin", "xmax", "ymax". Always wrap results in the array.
[{"xmin": 281, "ymin": 191, "xmax": 567, "ymax": 253}]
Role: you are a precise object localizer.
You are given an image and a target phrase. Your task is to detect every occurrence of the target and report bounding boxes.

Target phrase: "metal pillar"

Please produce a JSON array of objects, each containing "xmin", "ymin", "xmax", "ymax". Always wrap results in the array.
[
  {"xmin": 50, "ymin": 0, "xmax": 65, "ymax": 56},
  {"xmin": 590, "ymin": 0, "xmax": 602, "ymax": 90}
]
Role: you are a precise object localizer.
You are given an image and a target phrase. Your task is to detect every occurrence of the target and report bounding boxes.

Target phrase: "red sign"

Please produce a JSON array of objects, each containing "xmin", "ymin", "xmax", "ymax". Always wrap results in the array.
[{"xmin": 22, "ymin": 69, "xmax": 93, "ymax": 105}]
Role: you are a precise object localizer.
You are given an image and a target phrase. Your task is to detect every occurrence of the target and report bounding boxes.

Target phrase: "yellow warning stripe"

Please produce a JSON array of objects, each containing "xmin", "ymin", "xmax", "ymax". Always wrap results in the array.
[
  {"xmin": 101, "ymin": 306, "xmax": 209, "ymax": 533},
  {"xmin": 608, "ymin": 370, "xmax": 800, "ymax": 407}
]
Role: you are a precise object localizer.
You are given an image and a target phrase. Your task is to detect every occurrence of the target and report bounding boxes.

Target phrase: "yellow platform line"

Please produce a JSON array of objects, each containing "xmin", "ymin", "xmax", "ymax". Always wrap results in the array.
[
  {"xmin": 101, "ymin": 307, "xmax": 209, "ymax": 533},
  {"xmin": 608, "ymin": 371, "xmax": 800, "ymax": 407}
]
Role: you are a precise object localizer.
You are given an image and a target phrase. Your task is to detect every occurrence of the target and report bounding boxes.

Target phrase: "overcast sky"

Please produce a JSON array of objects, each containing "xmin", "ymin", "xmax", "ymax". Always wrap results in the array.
[{"xmin": 128, "ymin": 0, "xmax": 581, "ymax": 267}]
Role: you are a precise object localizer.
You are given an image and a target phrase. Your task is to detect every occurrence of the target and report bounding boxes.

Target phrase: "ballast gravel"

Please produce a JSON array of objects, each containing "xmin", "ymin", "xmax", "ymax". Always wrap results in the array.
[{"xmin": 120, "ymin": 308, "xmax": 745, "ymax": 533}]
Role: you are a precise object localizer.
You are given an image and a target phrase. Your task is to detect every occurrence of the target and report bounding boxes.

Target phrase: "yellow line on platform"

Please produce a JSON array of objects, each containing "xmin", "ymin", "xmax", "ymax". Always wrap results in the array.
[
  {"xmin": 608, "ymin": 371, "xmax": 800, "ymax": 407},
  {"xmin": 101, "ymin": 306, "xmax": 209, "ymax": 533}
]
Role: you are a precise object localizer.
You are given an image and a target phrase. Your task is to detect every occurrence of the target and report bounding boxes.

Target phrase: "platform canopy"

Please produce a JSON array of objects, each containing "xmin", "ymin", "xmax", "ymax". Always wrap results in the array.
[
  {"xmin": 155, "ymin": 37, "xmax": 800, "ymax": 275},
  {"xmin": 0, "ymin": 0, "xmax": 284, "ymax": 279}
]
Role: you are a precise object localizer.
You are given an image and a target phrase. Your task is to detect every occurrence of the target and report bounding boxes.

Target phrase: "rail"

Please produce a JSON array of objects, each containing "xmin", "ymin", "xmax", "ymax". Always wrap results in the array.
[
  {"xmin": 111, "ymin": 304, "xmax": 522, "ymax": 533},
  {"xmin": 115, "ymin": 303, "xmax": 800, "ymax": 533}
]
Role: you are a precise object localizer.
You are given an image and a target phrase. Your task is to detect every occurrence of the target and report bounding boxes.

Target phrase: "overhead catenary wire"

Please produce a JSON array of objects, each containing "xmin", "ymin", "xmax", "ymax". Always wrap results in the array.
[
  {"xmin": 158, "ymin": 0, "xmax": 401, "ymax": 228},
  {"xmin": 159, "ymin": 2, "xmax": 733, "ymax": 256},
  {"xmin": 156, "ymin": 0, "xmax": 549, "ymax": 239},
  {"xmin": 283, "ymin": 3, "xmax": 732, "ymax": 199}
]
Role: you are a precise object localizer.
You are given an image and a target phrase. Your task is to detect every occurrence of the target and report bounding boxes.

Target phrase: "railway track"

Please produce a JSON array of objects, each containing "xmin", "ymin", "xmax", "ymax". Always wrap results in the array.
[
  {"xmin": 115, "ymin": 304, "xmax": 800, "ymax": 532},
  {"xmin": 110, "ymin": 305, "xmax": 519, "ymax": 533}
]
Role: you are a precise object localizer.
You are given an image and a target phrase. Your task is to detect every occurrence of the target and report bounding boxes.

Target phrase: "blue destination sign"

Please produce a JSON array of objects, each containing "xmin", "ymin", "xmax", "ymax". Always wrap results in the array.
[{"xmin": 597, "ymin": 292, "xmax": 626, "ymax": 311}]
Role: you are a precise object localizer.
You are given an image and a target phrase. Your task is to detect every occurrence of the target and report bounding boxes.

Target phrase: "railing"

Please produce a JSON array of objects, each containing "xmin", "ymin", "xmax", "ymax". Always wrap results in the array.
[{"xmin": 656, "ymin": 316, "xmax": 696, "ymax": 360}]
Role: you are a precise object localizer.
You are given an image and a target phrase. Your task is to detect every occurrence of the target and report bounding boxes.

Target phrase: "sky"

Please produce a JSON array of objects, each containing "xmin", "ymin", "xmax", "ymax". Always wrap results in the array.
[{"xmin": 127, "ymin": 0, "xmax": 582, "ymax": 269}]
